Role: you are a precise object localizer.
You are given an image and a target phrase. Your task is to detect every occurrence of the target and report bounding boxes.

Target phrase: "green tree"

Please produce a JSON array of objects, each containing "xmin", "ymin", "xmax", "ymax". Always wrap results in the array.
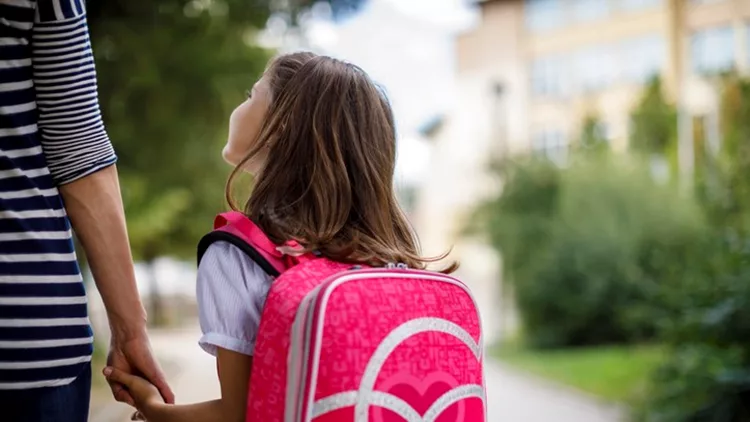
[
  {"xmin": 577, "ymin": 114, "xmax": 609, "ymax": 155},
  {"xmin": 629, "ymin": 76, "xmax": 677, "ymax": 156},
  {"xmin": 629, "ymin": 76, "xmax": 678, "ymax": 186},
  {"xmin": 710, "ymin": 75, "xmax": 750, "ymax": 233},
  {"xmin": 85, "ymin": 0, "xmax": 366, "ymax": 324},
  {"xmin": 639, "ymin": 75, "xmax": 750, "ymax": 422},
  {"xmin": 87, "ymin": 1, "xmax": 270, "ymax": 324}
]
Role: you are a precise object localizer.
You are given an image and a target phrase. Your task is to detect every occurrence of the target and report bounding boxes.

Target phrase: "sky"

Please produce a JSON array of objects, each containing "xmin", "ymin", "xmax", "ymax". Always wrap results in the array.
[
  {"xmin": 307, "ymin": 0, "xmax": 477, "ymax": 136},
  {"xmin": 262, "ymin": 0, "xmax": 478, "ymax": 185}
]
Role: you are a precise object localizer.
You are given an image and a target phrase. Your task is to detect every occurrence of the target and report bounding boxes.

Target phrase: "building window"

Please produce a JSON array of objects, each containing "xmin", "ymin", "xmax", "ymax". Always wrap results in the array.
[
  {"xmin": 532, "ymin": 130, "xmax": 568, "ymax": 164},
  {"xmin": 620, "ymin": 0, "xmax": 663, "ymax": 12},
  {"xmin": 575, "ymin": 46, "xmax": 616, "ymax": 92},
  {"xmin": 572, "ymin": 0, "xmax": 610, "ymax": 23},
  {"xmin": 531, "ymin": 56, "xmax": 569, "ymax": 97},
  {"xmin": 691, "ymin": 26, "xmax": 735, "ymax": 74},
  {"xmin": 621, "ymin": 34, "xmax": 665, "ymax": 83},
  {"xmin": 526, "ymin": 0, "xmax": 566, "ymax": 32}
]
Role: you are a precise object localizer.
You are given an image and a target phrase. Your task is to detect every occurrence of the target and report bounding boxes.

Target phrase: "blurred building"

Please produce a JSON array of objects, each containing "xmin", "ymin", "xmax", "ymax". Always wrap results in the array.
[
  {"xmin": 459, "ymin": 0, "xmax": 748, "ymax": 157},
  {"xmin": 414, "ymin": 0, "xmax": 749, "ymax": 342}
]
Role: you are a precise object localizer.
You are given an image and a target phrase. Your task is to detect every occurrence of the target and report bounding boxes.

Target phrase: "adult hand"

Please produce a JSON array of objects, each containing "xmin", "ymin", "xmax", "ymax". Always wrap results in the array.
[
  {"xmin": 107, "ymin": 329, "xmax": 175, "ymax": 406},
  {"xmin": 103, "ymin": 366, "xmax": 164, "ymax": 420}
]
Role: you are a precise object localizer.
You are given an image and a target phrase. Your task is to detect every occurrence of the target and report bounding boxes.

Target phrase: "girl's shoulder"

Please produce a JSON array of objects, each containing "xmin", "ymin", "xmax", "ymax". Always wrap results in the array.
[{"xmin": 198, "ymin": 240, "xmax": 274, "ymax": 291}]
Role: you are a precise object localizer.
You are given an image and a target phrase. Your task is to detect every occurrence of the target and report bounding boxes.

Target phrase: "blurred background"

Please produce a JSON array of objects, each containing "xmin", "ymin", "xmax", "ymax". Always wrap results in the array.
[{"xmin": 82, "ymin": 0, "xmax": 750, "ymax": 421}]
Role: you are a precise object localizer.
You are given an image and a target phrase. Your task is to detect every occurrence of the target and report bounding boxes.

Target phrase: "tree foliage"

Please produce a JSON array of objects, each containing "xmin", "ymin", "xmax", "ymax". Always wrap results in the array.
[
  {"xmin": 85, "ymin": 0, "xmax": 367, "ymax": 322},
  {"xmin": 86, "ymin": 0, "xmax": 368, "ymax": 262},
  {"xmin": 710, "ymin": 75, "xmax": 750, "ymax": 234},
  {"xmin": 629, "ymin": 76, "xmax": 677, "ymax": 156},
  {"xmin": 87, "ymin": 0, "xmax": 272, "ymax": 263},
  {"xmin": 577, "ymin": 114, "xmax": 609, "ymax": 155},
  {"xmin": 639, "ymin": 75, "xmax": 750, "ymax": 422}
]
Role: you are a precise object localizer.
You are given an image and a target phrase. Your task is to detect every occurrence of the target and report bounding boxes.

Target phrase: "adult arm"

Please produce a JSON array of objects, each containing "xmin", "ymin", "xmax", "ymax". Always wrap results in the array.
[
  {"xmin": 31, "ymin": 0, "xmax": 173, "ymax": 404},
  {"xmin": 106, "ymin": 349, "xmax": 252, "ymax": 422},
  {"xmin": 104, "ymin": 242, "xmax": 266, "ymax": 421}
]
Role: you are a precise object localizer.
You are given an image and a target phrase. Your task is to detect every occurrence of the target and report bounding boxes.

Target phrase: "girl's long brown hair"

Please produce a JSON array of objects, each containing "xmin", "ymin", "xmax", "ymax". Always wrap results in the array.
[{"xmin": 226, "ymin": 52, "xmax": 456, "ymax": 273}]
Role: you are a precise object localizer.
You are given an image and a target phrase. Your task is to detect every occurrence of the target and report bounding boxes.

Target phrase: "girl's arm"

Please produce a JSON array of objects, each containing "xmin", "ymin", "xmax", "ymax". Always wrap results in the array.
[
  {"xmin": 104, "ymin": 348, "xmax": 252, "ymax": 422},
  {"xmin": 104, "ymin": 241, "xmax": 269, "ymax": 421},
  {"xmin": 149, "ymin": 348, "xmax": 252, "ymax": 422}
]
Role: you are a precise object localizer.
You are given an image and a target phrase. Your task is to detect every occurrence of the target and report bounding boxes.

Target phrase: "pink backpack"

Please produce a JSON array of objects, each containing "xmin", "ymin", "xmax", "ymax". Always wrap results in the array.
[{"xmin": 198, "ymin": 211, "xmax": 486, "ymax": 422}]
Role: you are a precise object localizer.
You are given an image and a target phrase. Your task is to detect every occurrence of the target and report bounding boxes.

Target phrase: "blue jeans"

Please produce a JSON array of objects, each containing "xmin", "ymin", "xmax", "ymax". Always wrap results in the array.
[{"xmin": 0, "ymin": 363, "xmax": 91, "ymax": 422}]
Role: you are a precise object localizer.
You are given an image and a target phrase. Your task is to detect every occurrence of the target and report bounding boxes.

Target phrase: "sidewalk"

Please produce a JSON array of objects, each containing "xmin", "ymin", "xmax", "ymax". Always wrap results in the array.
[
  {"xmin": 89, "ymin": 326, "xmax": 219, "ymax": 422},
  {"xmin": 92, "ymin": 323, "xmax": 623, "ymax": 422},
  {"xmin": 485, "ymin": 360, "xmax": 624, "ymax": 421}
]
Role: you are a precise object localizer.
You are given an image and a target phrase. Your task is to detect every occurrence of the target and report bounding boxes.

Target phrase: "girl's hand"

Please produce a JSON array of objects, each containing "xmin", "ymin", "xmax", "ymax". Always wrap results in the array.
[{"xmin": 103, "ymin": 366, "xmax": 165, "ymax": 417}]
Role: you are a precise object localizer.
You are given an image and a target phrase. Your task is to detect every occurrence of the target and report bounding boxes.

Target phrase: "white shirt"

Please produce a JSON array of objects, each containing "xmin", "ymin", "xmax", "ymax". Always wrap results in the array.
[{"xmin": 196, "ymin": 241, "xmax": 274, "ymax": 357}]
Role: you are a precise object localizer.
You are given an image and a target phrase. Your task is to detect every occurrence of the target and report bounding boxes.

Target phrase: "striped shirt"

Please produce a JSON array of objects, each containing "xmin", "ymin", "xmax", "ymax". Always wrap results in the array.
[{"xmin": 0, "ymin": 0, "xmax": 116, "ymax": 389}]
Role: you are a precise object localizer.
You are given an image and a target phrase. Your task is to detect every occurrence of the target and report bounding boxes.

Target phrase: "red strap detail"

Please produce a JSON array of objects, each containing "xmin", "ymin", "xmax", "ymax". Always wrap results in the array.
[
  {"xmin": 214, "ymin": 211, "xmax": 243, "ymax": 229},
  {"xmin": 274, "ymin": 238, "xmax": 324, "ymax": 267},
  {"xmin": 215, "ymin": 212, "xmax": 283, "ymax": 259},
  {"xmin": 215, "ymin": 211, "xmax": 321, "ymax": 270}
]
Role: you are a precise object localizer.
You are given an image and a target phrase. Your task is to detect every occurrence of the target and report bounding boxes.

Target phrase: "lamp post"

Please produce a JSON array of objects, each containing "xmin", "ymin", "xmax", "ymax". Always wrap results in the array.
[
  {"xmin": 669, "ymin": 0, "xmax": 694, "ymax": 191},
  {"xmin": 490, "ymin": 79, "xmax": 514, "ymax": 341},
  {"xmin": 491, "ymin": 81, "xmax": 506, "ymax": 158}
]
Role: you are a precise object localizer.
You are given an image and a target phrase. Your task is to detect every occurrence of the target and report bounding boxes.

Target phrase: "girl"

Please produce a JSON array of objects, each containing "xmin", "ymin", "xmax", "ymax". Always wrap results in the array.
[{"xmin": 103, "ymin": 51, "xmax": 453, "ymax": 422}]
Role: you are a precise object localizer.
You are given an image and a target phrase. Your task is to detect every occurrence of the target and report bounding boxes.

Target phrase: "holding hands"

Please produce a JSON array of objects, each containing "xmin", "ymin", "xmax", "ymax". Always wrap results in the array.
[{"xmin": 104, "ymin": 366, "xmax": 165, "ymax": 421}]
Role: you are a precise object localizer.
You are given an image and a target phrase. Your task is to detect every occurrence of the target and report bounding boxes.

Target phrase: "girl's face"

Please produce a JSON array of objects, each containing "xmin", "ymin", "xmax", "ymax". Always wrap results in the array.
[{"xmin": 223, "ymin": 75, "xmax": 272, "ymax": 174}]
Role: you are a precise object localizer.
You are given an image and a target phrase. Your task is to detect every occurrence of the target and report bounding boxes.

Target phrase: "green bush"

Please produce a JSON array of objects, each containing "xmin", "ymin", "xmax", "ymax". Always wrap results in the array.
[
  {"xmin": 638, "ymin": 75, "xmax": 750, "ymax": 422},
  {"xmin": 476, "ymin": 153, "xmax": 706, "ymax": 348},
  {"xmin": 637, "ymin": 239, "xmax": 750, "ymax": 421}
]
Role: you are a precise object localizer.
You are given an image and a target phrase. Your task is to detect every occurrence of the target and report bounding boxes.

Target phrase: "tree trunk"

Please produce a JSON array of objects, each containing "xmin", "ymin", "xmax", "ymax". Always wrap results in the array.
[{"xmin": 145, "ymin": 257, "xmax": 165, "ymax": 327}]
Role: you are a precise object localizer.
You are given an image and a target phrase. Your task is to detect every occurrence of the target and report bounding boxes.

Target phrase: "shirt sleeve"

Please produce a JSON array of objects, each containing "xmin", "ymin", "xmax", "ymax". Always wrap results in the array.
[
  {"xmin": 196, "ymin": 241, "xmax": 272, "ymax": 357},
  {"xmin": 31, "ymin": 0, "xmax": 117, "ymax": 185}
]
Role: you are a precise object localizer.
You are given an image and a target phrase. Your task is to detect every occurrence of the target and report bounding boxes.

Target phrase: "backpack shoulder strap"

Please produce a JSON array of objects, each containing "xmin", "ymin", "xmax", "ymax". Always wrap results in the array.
[{"xmin": 197, "ymin": 211, "xmax": 287, "ymax": 277}]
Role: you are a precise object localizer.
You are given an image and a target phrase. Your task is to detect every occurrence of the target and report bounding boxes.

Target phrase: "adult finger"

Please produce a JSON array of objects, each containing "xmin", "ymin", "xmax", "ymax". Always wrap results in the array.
[
  {"xmin": 139, "ymin": 356, "xmax": 175, "ymax": 404},
  {"xmin": 109, "ymin": 380, "xmax": 136, "ymax": 407},
  {"xmin": 105, "ymin": 367, "xmax": 138, "ymax": 406}
]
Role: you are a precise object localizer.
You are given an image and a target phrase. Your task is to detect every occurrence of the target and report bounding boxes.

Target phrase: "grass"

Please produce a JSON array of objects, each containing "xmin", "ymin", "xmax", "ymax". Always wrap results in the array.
[{"xmin": 493, "ymin": 341, "xmax": 664, "ymax": 403}]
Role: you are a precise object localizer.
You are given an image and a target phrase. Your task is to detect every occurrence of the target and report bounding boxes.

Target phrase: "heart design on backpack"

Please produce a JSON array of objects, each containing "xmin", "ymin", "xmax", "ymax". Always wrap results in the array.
[
  {"xmin": 202, "ymin": 213, "xmax": 487, "ymax": 422},
  {"xmin": 373, "ymin": 371, "xmax": 465, "ymax": 422}
]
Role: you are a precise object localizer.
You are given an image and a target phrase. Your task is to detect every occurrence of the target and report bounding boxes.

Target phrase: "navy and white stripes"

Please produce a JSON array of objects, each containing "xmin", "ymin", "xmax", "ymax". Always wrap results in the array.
[
  {"xmin": 1, "ymin": 0, "xmax": 116, "ymax": 389},
  {"xmin": 32, "ymin": 1, "xmax": 115, "ymax": 185}
]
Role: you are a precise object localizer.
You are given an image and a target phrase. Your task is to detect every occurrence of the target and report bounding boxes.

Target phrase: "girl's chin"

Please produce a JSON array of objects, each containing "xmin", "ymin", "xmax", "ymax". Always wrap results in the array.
[
  {"xmin": 222, "ymin": 147, "xmax": 243, "ymax": 167},
  {"xmin": 222, "ymin": 147, "xmax": 263, "ymax": 175}
]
